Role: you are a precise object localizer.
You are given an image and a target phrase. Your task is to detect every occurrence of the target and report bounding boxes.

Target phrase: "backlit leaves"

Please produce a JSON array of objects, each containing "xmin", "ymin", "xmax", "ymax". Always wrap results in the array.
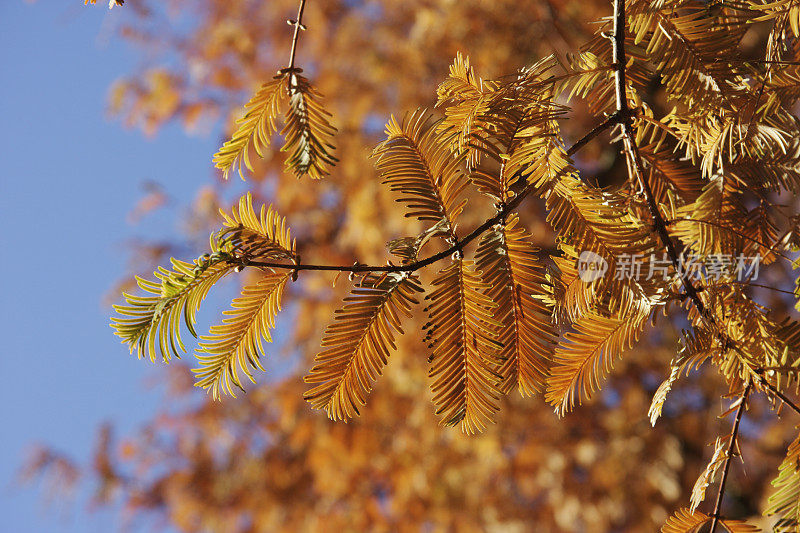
[
  {"xmin": 661, "ymin": 508, "xmax": 710, "ymax": 533},
  {"xmin": 545, "ymin": 170, "xmax": 657, "ymax": 263},
  {"xmin": 690, "ymin": 435, "xmax": 729, "ymax": 512},
  {"xmin": 194, "ymin": 271, "xmax": 291, "ymax": 399},
  {"xmin": 213, "ymin": 72, "xmax": 337, "ymax": 180},
  {"xmin": 111, "ymin": 253, "xmax": 235, "ymax": 363},
  {"xmin": 475, "ymin": 215, "xmax": 555, "ymax": 395},
  {"xmin": 672, "ymin": 175, "xmax": 748, "ymax": 258},
  {"xmin": 649, "ymin": 365, "xmax": 679, "ymax": 427},
  {"xmin": 425, "ymin": 259, "xmax": 503, "ymax": 434},
  {"xmin": 213, "ymin": 75, "xmax": 287, "ymax": 180},
  {"xmin": 660, "ymin": 508, "xmax": 758, "ymax": 532},
  {"xmin": 435, "ymin": 52, "xmax": 496, "ymax": 167},
  {"xmin": 304, "ymin": 273, "xmax": 423, "ymax": 420},
  {"xmin": 112, "ymin": 195, "xmax": 296, "ymax": 385},
  {"xmin": 765, "ymin": 429, "xmax": 800, "ymax": 532},
  {"xmin": 466, "ymin": 101, "xmax": 566, "ymax": 202},
  {"xmin": 282, "ymin": 73, "xmax": 338, "ymax": 180},
  {"xmin": 374, "ymin": 110, "xmax": 469, "ymax": 229},
  {"xmin": 218, "ymin": 192, "xmax": 296, "ymax": 262},
  {"xmin": 546, "ymin": 305, "xmax": 651, "ymax": 416}
]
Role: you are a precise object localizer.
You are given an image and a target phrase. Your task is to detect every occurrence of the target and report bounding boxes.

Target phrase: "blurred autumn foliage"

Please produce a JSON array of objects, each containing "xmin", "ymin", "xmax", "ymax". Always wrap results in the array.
[{"xmin": 24, "ymin": 0, "xmax": 800, "ymax": 531}]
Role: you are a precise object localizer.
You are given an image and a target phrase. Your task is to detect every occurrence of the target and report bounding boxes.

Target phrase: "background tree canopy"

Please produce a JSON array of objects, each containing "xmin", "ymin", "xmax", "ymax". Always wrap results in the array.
[{"xmin": 22, "ymin": 0, "xmax": 800, "ymax": 531}]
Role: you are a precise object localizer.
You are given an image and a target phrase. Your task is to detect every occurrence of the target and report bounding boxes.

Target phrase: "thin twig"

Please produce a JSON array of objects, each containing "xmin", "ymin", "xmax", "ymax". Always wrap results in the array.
[
  {"xmin": 664, "ymin": 217, "xmax": 795, "ymax": 264},
  {"xmin": 754, "ymin": 371, "xmax": 800, "ymax": 417},
  {"xmin": 566, "ymin": 115, "xmax": 618, "ymax": 158},
  {"xmin": 709, "ymin": 383, "xmax": 752, "ymax": 533},
  {"xmin": 728, "ymin": 281, "xmax": 797, "ymax": 297},
  {"xmin": 568, "ymin": 110, "xmax": 622, "ymax": 156},
  {"xmin": 717, "ymin": 58, "xmax": 800, "ymax": 66},
  {"xmin": 244, "ymin": 113, "xmax": 618, "ymax": 274},
  {"xmin": 286, "ymin": 0, "xmax": 307, "ymax": 70}
]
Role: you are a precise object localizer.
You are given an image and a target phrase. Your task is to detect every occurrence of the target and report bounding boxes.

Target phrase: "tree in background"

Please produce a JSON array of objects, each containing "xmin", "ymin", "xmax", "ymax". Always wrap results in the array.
[{"xmin": 28, "ymin": 0, "xmax": 800, "ymax": 530}]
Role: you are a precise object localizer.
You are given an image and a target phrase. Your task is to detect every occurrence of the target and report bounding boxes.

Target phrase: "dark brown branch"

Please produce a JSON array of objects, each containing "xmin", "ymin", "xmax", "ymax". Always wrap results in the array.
[
  {"xmin": 612, "ymin": 0, "xmax": 628, "ymax": 117},
  {"xmin": 566, "ymin": 114, "xmax": 619, "ymax": 158},
  {"xmin": 610, "ymin": 0, "xmax": 800, "ymax": 442},
  {"xmin": 243, "ymin": 114, "xmax": 617, "ymax": 275},
  {"xmin": 725, "ymin": 58, "xmax": 800, "ymax": 66},
  {"xmin": 611, "ymin": 0, "xmax": 709, "ymax": 316},
  {"xmin": 568, "ymin": 110, "xmax": 622, "ymax": 156},
  {"xmin": 709, "ymin": 383, "xmax": 751, "ymax": 533}
]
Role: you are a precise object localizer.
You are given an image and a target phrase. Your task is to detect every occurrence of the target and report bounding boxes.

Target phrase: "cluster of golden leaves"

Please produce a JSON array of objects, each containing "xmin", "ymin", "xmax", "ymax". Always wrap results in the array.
[
  {"xmin": 61, "ymin": 0, "xmax": 800, "ymax": 531},
  {"xmin": 213, "ymin": 71, "xmax": 337, "ymax": 180}
]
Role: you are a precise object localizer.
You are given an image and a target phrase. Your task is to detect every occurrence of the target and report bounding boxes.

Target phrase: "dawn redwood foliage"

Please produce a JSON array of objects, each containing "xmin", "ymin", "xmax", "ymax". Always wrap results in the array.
[{"xmin": 49, "ymin": 0, "xmax": 800, "ymax": 530}]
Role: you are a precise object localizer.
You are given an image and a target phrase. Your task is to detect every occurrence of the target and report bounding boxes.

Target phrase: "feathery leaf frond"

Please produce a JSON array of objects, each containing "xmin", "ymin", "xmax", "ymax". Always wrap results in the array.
[
  {"xmin": 374, "ymin": 110, "xmax": 469, "ymax": 230},
  {"xmin": 548, "ymin": 245, "xmax": 599, "ymax": 324},
  {"xmin": 213, "ymin": 75, "xmax": 287, "ymax": 180},
  {"xmin": 630, "ymin": 1, "xmax": 751, "ymax": 107},
  {"xmin": 649, "ymin": 365, "xmax": 680, "ymax": 427},
  {"xmin": 467, "ymin": 102, "xmax": 565, "ymax": 201},
  {"xmin": 475, "ymin": 215, "xmax": 555, "ymax": 395},
  {"xmin": 218, "ymin": 193, "xmax": 296, "ymax": 261},
  {"xmin": 425, "ymin": 259, "xmax": 503, "ymax": 434},
  {"xmin": 304, "ymin": 272, "xmax": 423, "ymax": 421},
  {"xmin": 111, "ymin": 253, "xmax": 235, "ymax": 363},
  {"xmin": 672, "ymin": 174, "xmax": 748, "ymax": 258},
  {"xmin": 649, "ymin": 325, "xmax": 726, "ymax": 426},
  {"xmin": 282, "ymin": 73, "xmax": 338, "ymax": 180},
  {"xmin": 638, "ymin": 141, "xmax": 704, "ymax": 204},
  {"xmin": 731, "ymin": 141, "xmax": 800, "ymax": 194},
  {"xmin": 546, "ymin": 304, "xmax": 651, "ymax": 416},
  {"xmin": 765, "ymin": 429, "xmax": 800, "ymax": 532},
  {"xmin": 661, "ymin": 508, "xmax": 710, "ymax": 533},
  {"xmin": 435, "ymin": 53, "xmax": 497, "ymax": 167},
  {"xmin": 676, "ymin": 327, "xmax": 722, "ymax": 375},
  {"xmin": 546, "ymin": 173, "xmax": 657, "ymax": 259},
  {"xmin": 193, "ymin": 271, "xmax": 290, "ymax": 399},
  {"xmin": 661, "ymin": 507, "xmax": 757, "ymax": 532},
  {"xmin": 691, "ymin": 435, "xmax": 729, "ymax": 512},
  {"xmin": 766, "ymin": 318, "xmax": 800, "ymax": 391}
]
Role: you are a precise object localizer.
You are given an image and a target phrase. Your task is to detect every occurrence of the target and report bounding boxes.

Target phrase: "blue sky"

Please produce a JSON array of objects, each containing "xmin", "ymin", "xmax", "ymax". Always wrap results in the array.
[{"xmin": 0, "ymin": 2, "xmax": 221, "ymax": 530}]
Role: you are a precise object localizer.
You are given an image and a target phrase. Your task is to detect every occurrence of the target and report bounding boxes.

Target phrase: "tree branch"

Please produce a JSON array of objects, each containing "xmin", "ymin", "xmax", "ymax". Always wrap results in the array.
[
  {"xmin": 611, "ymin": 0, "xmax": 709, "ymax": 318},
  {"xmin": 709, "ymin": 383, "xmax": 752, "ymax": 533},
  {"xmin": 286, "ymin": 0, "xmax": 307, "ymax": 71}
]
